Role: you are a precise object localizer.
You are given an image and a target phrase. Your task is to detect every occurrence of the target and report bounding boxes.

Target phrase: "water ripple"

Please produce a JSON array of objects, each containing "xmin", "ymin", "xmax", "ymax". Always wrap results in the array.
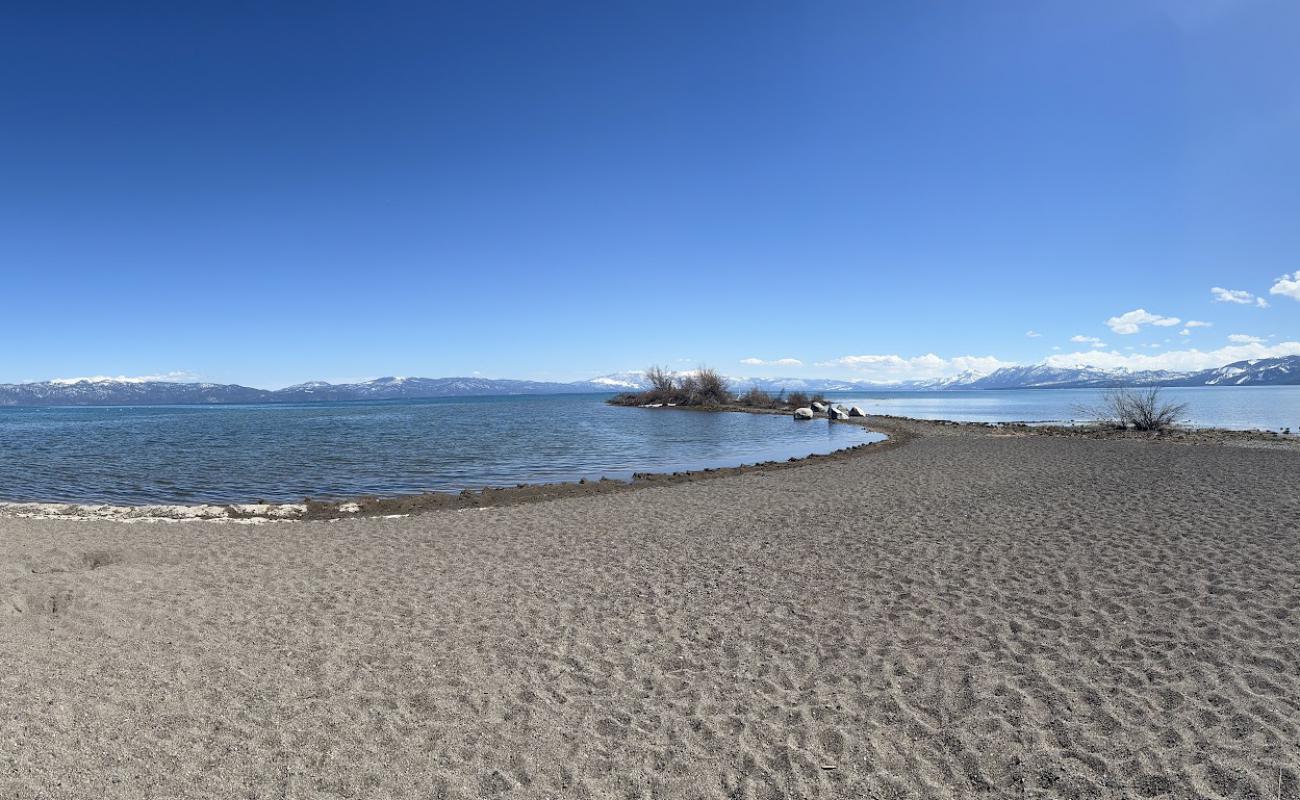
[{"xmin": 0, "ymin": 395, "xmax": 880, "ymax": 505}]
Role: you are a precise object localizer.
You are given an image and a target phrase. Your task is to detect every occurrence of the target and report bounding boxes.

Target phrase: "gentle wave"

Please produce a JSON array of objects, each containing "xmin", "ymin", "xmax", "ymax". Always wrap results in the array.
[{"xmin": 0, "ymin": 395, "xmax": 881, "ymax": 505}]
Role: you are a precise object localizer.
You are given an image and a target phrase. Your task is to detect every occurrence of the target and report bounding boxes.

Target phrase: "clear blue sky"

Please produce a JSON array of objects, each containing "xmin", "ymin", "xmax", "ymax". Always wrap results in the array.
[{"xmin": 3, "ymin": 1, "xmax": 1298, "ymax": 387}]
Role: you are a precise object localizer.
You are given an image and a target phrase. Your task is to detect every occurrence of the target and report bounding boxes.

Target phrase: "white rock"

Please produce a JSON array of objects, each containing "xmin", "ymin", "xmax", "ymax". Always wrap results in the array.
[
  {"xmin": 793, "ymin": 407, "xmax": 814, "ymax": 420},
  {"xmin": 849, "ymin": 406, "xmax": 866, "ymax": 417},
  {"xmin": 811, "ymin": 401, "xmax": 827, "ymax": 412},
  {"xmin": 829, "ymin": 407, "xmax": 849, "ymax": 420}
]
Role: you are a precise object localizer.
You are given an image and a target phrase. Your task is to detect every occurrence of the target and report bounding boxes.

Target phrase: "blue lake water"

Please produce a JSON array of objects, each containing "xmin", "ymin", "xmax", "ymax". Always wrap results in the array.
[
  {"xmin": 831, "ymin": 386, "xmax": 1300, "ymax": 432},
  {"xmin": 2, "ymin": 387, "xmax": 1296, "ymax": 506},
  {"xmin": 0, "ymin": 394, "xmax": 881, "ymax": 505}
]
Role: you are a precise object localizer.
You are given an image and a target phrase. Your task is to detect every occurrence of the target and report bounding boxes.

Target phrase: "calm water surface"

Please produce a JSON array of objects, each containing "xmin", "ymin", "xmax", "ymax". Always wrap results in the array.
[
  {"xmin": 4, "ymin": 386, "xmax": 1295, "ymax": 506},
  {"xmin": 0, "ymin": 394, "xmax": 880, "ymax": 505}
]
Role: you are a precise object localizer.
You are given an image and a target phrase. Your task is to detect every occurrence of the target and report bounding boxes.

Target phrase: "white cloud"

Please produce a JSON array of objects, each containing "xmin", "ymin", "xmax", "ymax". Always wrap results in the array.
[
  {"xmin": 1070, "ymin": 335, "xmax": 1106, "ymax": 347},
  {"xmin": 1211, "ymin": 286, "xmax": 1262, "ymax": 305},
  {"xmin": 1212, "ymin": 287, "xmax": 1253, "ymax": 304},
  {"xmin": 48, "ymin": 371, "xmax": 199, "ymax": 385},
  {"xmin": 1044, "ymin": 340, "xmax": 1300, "ymax": 372},
  {"xmin": 1270, "ymin": 271, "xmax": 1300, "ymax": 302},
  {"xmin": 739, "ymin": 357, "xmax": 803, "ymax": 367},
  {"xmin": 1025, "ymin": 330, "xmax": 1042, "ymax": 338},
  {"xmin": 1105, "ymin": 309, "xmax": 1181, "ymax": 335},
  {"xmin": 1178, "ymin": 320, "xmax": 1212, "ymax": 336},
  {"xmin": 1227, "ymin": 334, "xmax": 1264, "ymax": 344},
  {"xmin": 824, "ymin": 353, "xmax": 1015, "ymax": 382}
]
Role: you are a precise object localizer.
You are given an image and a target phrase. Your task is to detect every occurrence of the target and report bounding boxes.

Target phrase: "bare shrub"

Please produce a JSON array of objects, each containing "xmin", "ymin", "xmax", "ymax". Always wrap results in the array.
[
  {"xmin": 675, "ymin": 372, "xmax": 699, "ymax": 404},
  {"xmin": 786, "ymin": 391, "xmax": 809, "ymax": 409},
  {"xmin": 692, "ymin": 367, "xmax": 730, "ymax": 406},
  {"xmin": 1078, "ymin": 388, "xmax": 1188, "ymax": 431},
  {"xmin": 739, "ymin": 387, "xmax": 773, "ymax": 408},
  {"xmin": 608, "ymin": 364, "xmax": 731, "ymax": 407},
  {"xmin": 607, "ymin": 365, "xmax": 680, "ymax": 405},
  {"xmin": 646, "ymin": 365, "xmax": 675, "ymax": 394}
]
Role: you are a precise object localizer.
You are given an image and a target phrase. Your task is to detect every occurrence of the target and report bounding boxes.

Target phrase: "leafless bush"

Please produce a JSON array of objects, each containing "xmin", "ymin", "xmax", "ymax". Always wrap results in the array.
[
  {"xmin": 739, "ymin": 387, "xmax": 771, "ymax": 407},
  {"xmin": 608, "ymin": 365, "xmax": 731, "ymax": 407},
  {"xmin": 736, "ymin": 387, "xmax": 792, "ymax": 409},
  {"xmin": 675, "ymin": 372, "xmax": 699, "ymax": 403},
  {"xmin": 1078, "ymin": 388, "xmax": 1189, "ymax": 431},
  {"xmin": 786, "ymin": 391, "xmax": 809, "ymax": 409},
  {"xmin": 692, "ymin": 367, "xmax": 730, "ymax": 406},
  {"xmin": 737, "ymin": 386, "xmax": 788, "ymax": 409},
  {"xmin": 610, "ymin": 365, "xmax": 679, "ymax": 405},
  {"xmin": 646, "ymin": 365, "xmax": 675, "ymax": 394}
]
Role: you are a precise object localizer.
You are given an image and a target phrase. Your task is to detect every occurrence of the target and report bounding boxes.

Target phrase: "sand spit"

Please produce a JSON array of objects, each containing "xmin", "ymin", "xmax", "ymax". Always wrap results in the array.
[
  {"xmin": 3, "ymin": 418, "xmax": 1300, "ymax": 799},
  {"xmin": 3, "ymin": 414, "xmax": 1289, "ymax": 524}
]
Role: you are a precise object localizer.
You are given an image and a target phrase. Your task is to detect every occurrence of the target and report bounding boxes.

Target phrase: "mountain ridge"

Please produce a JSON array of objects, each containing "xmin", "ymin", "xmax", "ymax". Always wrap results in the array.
[{"xmin": 2, "ymin": 356, "xmax": 1297, "ymax": 406}]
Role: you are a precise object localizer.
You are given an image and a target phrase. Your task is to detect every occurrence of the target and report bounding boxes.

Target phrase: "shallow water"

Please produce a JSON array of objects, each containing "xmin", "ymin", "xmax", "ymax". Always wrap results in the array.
[
  {"xmin": 832, "ymin": 385, "xmax": 1300, "ymax": 431},
  {"xmin": 0, "ymin": 395, "xmax": 881, "ymax": 505}
]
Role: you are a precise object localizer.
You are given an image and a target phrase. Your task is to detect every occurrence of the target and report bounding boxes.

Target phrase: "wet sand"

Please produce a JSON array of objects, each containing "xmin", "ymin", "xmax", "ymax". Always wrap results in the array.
[{"xmin": 2, "ymin": 418, "xmax": 1298, "ymax": 798}]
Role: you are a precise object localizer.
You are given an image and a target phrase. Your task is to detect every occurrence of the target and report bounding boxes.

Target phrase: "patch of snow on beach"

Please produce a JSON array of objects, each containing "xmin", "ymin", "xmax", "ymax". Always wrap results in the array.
[{"xmin": 0, "ymin": 501, "xmax": 307, "ymax": 522}]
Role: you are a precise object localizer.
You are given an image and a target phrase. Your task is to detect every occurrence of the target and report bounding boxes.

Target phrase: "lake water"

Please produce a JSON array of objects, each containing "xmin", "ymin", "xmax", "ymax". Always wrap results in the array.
[
  {"xmin": 832, "ymin": 386, "xmax": 1300, "ymax": 432},
  {"xmin": 0, "ymin": 395, "xmax": 881, "ymax": 506},
  {"xmin": 2, "ymin": 386, "xmax": 1295, "ymax": 506}
]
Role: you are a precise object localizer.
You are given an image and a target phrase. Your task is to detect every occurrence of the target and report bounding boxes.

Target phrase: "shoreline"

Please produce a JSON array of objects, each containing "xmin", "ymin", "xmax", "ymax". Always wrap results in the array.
[
  {"xmin": 6, "ymin": 404, "xmax": 1298, "ymax": 797},
  {"xmin": 2, "ymin": 410, "xmax": 1297, "ymax": 523},
  {"xmin": 0, "ymin": 413, "xmax": 905, "ymax": 522}
]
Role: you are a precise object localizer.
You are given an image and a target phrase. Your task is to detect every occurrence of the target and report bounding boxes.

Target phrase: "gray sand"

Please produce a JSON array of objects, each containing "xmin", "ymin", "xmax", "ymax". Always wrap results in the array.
[{"xmin": 3, "ymin": 421, "xmax": 1298, "ymax": 798}]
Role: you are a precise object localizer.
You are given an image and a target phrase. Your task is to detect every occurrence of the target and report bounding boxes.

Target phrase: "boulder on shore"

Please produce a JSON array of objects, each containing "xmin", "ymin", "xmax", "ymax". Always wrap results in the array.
[
  {"xmin": 848, "ymin": 405, "xmax": 866, "ymax": 417},
  {"xmin": 810, "ymin": 401, "xmax": 827, "ymax": 412},
  {"xmin": 793, "ymin": 407, "xmax": 814, "ymax": 420},
  {"xmin": 829, "ymin": 407, "xmax": 849, "ymax": 420}
]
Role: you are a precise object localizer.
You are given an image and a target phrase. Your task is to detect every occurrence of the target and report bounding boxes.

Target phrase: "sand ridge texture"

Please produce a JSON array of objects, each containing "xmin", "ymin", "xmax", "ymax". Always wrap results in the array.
[{"xmin": 2, "ymin": 423, "xmax": 1299, "ymax": 799}]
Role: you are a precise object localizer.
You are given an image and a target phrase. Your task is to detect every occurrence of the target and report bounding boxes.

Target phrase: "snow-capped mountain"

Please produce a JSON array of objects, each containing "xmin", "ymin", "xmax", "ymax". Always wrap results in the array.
[
  {"xmin": 274, "ymin": 376, "xmax": 599, "ymax": 402},
  {"xmin": 579, "ymin": 373, "xmax": 893, "ymax": 393},
  {"xmin": 951, "ymin": 357, "xmax": 1300, "ymax": 390},
  {"xmin": 0, "ymin": 376, "xmax": 595, "ymax": 406},
  {"xmin": 2, "ymin": 356, "xmax": 1296, "ymax": 406},
  {"xmin": 0, "ymin": 379, "xmax": 274, "ymax": 406},
  {"xmin": 1177, "ymin": 356, "xmax": 1300, "ymax": 387},
  {"xmin": 908, "ymin": 370, "xmax": 991, "ymax": 390},
  {"xmin": 582, "ymin": 368, "xmax": 1009, "ymax": 393},
  {"xmin": 957, "ymin": 365, "xmax": 1186, "ymax": 390},
  {"xmin": 582, "ymin": 372, "xmax": 650, "ymax": 390}
]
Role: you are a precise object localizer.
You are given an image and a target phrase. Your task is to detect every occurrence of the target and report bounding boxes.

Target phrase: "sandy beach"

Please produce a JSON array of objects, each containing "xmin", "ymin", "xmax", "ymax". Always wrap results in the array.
[{"xmin": 3, "ymin": 418, "xmax": 1298, "ymax": 799}]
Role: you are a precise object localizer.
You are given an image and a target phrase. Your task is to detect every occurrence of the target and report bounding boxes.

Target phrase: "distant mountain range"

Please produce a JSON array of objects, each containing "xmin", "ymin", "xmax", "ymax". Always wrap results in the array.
[
  {"xmin": 2, "ymin": 356, "xmax": 1297, "ymax": 407},
  {"xmin": 0, "ymin": 375, "xmax": 621, "ymax": 407},
  {"xmin": 597, "ymin": 356, "xmax": 1300, "ymax": 392},
  {"xmin": 929, "ymin": 356, "xmax": 1300, "ymax": 390}
]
